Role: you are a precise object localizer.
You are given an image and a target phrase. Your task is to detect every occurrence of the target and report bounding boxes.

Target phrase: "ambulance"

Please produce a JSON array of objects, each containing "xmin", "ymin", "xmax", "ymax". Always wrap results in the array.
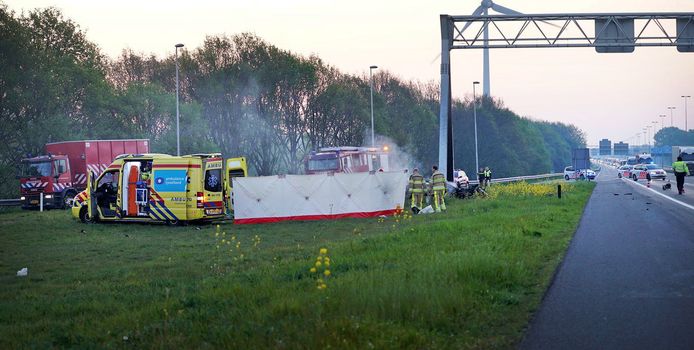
[{"xmin": 71, "ymin": 153, "xmax": 247, "ymax": 224}]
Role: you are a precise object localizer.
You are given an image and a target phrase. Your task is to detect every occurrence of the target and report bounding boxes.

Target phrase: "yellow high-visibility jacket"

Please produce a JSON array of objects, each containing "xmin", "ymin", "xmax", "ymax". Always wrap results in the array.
[{"xmin": 672, "ymin": 161, "xmax": 690, "ymax": 175}]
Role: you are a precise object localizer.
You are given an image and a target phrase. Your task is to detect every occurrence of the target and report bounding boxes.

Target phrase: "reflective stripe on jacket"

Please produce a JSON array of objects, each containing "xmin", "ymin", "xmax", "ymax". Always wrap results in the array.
[
  {"xmin": 409, "ymin": 174, "xmax": 424, "ymax": 193},
  {"xmin": 672, "ymin": 161, "xmax": 690, "ymax": 175},
  {"xmin": 432, "ymin": 171, "xmax": 446, "ymax": 191}
]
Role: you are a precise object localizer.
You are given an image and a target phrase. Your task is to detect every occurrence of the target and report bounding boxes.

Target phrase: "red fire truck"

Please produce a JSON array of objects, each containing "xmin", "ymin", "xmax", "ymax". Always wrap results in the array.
[
  {"xmin": 19, "ymin": 139, "xmax": 149, "ymax": 209},
  {"xmin": 305, "ymin": 146, "xmax": 392, "ymax": 174}
]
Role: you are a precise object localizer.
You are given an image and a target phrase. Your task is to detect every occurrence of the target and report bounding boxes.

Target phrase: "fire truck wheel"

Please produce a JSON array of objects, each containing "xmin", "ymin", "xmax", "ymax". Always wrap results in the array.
[
  {"xmin": 79, "ymin": 206, "xmax": 93, "ymax": 223},
  {"xmin": 62, "ymin": 190, "xmax": 77, "ymax": 209}
]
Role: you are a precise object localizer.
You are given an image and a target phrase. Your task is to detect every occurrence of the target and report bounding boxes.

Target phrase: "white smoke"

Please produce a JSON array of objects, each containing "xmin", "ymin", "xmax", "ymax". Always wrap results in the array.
[{"xmin": 366, "ymin": 133, "xmax": 419, "ymax": 174}]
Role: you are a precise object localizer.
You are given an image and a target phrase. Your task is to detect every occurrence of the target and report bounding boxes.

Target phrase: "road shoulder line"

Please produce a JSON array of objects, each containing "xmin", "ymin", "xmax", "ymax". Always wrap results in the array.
[{"xmin": 620, "ymin": 178, "xmax": 694, "ymax": 211}]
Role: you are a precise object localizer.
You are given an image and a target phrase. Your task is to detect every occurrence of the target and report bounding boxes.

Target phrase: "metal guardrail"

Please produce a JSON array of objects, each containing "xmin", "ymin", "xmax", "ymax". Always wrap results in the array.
[
  {"xmin": 465, "ymin": 173, "xmax": 564, "ymax": 186},
  {"xmin": 0, "ymin": 199, "xmax": 21, "ymax": 206}
]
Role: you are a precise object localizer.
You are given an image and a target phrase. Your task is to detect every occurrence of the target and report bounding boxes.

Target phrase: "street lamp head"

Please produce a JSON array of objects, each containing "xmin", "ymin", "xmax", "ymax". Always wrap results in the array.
[
  {"xmin": 369, "ymin": 65, "xmax": 378, "ymax": 69},
  {"xmin": 473, "ymin": 81, "xmax": 480, "ymax": 85},
  {"xmin": 175, "ymin": 43, "xmax": 184, "ymax": 48}
]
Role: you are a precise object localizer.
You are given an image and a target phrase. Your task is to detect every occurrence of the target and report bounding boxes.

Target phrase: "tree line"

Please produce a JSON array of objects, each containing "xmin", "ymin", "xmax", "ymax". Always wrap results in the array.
[
  {"xmin": 0, "ymin": 6, "xmax": 586, "ymax": 197},
  {"xmin": 654, "ymin": 127, "xmax": 694, "ymax": 148}
]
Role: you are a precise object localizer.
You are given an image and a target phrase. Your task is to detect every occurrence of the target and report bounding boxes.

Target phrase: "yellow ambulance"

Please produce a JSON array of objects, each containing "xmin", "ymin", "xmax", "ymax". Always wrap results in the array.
[{"xmin": 71, "ymin": 153, "xmax": 247, "ymax": 224}]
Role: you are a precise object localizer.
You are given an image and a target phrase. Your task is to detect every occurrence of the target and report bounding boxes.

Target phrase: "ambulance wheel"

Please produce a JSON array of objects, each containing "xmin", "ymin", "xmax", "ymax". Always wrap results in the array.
[
  {"xmin": 62, "ymin": 190, "xmax": 77, "ymax": 209},
  {"xmin": 618, "ymin": 173, "xmax": 622, "ymax": 178},
  {"xmin": 167, "ymin": 220, "xmax": 185, "ymax": 226},
  {"xmin": 79, "ymin": 207, "xmax": 93, "ymax": 224},
  {"xmin": 564, "ymin": 175, "xmax": 570, "ymax": 181}
]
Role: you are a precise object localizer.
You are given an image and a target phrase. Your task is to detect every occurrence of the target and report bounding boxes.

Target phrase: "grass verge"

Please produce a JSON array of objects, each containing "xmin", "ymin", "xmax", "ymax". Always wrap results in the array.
[{"xmin": 0, "ymin": 181, "xmax": 595, "ymax": 349}]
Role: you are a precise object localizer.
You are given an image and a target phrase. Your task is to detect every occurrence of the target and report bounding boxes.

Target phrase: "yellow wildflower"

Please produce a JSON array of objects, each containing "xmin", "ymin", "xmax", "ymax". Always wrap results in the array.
[
  {"xmin": 324, "ymin": 261, "xmax": 330, "ymax": 267},
  {"xmin": 320, "ymin": 248, "xmax": 328, "ymax": 255},
  {"xmin": 310, "ymin": 267, "xmax": 316, "ymax": 273},
  {"xmin": 316, "ymin": 256, "xmax": 323, "ymax": 261},
  {"xmin": 315, "ymin": 261, "xmax": 322, "ymax": 267},
  {"xmin": 324, "ymin": 270, "xmax": 331, "ymax": 277}
]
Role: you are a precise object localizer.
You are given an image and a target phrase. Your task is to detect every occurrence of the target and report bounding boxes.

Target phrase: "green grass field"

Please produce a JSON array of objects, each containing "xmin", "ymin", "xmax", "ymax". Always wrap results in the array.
[{"xmin": 0, "ymin": 181, "xmax": 594, "ymax": 349}]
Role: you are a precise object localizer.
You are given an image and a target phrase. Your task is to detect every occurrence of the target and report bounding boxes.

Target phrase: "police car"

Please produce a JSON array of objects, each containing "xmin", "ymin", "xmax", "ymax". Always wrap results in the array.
[
  {"xmin": 617, "ymin": 165, "xmax": 633, "ymax": 179},
  {"xmin": 630, "ymin": 164, "xmax": 667, "ymax": 181},
  {"xmin": 564, "ymin": 166, "xmax": 596, "ymax": 181}
]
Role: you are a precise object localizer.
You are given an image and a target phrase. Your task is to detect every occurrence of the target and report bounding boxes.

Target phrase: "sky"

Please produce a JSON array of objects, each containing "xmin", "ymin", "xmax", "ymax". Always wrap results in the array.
[{"xmin": 5, "ymin": 0, "xmax": 694, "ymax": 145}]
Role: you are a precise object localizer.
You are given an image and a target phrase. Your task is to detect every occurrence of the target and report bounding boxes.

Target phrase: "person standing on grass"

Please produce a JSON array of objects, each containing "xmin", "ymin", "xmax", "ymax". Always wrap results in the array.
[
  {"xmin": 431, "ymin": 165, "xmax": 447, "ymax": 212},
  {"xmin": 484, "ymin": 167, "xmax": 492, "ymax": 187},
  {"xmin": 477, "ymin": 167, "xmax": 485, "ymax": 187},
  {"xmin": 408, "ymin": 168, "xmax": 424, "ymax": 211},
  {"xmin": 672, "ymin": 156, "xmax": 690, "ymax": 195}
]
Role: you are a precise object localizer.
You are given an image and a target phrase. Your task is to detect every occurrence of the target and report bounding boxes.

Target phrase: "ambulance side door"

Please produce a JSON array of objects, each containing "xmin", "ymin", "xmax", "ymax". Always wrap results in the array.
[
  {"xmin": 150, "ymin": 159, "xmax": 188, "ymax": 222},
  {"xmin": 224, "ymin": 157, "xmax": 247, "ymax": 213}
]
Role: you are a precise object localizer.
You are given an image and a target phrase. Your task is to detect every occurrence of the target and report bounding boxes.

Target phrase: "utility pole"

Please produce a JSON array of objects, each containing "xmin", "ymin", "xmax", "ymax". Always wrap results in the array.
[
  {"xmin": 668, "ymin": 106, "xmax": 676, "ymax": 128},
  {"xmin": 369, "ymin": 65, "xmax": 378, "ymax": 147},
  {"xmin": 175, "ymin": 43, "xmax": 184, "ymax": 156},
  {"xmin": 683, "ymin": 95, "xmax": 691, "ymax": 131},
  {"xmin": 473, "ymin": 81, "xmax": 480, "ymax": 173}
]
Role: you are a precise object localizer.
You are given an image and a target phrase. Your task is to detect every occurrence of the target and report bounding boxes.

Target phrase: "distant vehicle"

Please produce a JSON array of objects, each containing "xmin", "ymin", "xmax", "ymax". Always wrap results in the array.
[
  {"xmin": 672, "ymin": 146, "xmax": 694, "ymax": 175},
  {"xmin": 631, "ymin": 164, "xmax": 667, "ymax": 181},
  {"xmin": 635, "ymin": 153, "xmax": 654, "ymax": 164},
  {"xmin": 626, "ymin": 157, "xmax": 638, "ymax": 166},
  {"xmin": 617, "ymin": 165, "xmax": 633, "ymax": 179},
  {"xmin": 619, "ymin": 160, "xmax": 627, "ymax": 166},
  {"xmin": 564, "ymin": 166, "xmax": 596, "ymax": 181},
  {"xmin": 19, "ymin": 139, "xmax": 149, "ymax": 210},
  {"xmin": 305, "ymin": 146, "xmax": 392, "ymax": 174},
  {"xmin": 453, "ymin": 169, "xmax": 469, "ymax": 187}
]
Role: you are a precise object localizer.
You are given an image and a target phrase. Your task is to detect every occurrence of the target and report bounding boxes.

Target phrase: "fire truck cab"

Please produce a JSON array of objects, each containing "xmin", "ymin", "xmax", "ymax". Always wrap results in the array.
[
  {"xmin": 20, "ymin": 154, "xmax": 73, "ymax": 209},
  {"xmin": 72, "ymin": 153, "xmax": 231, "ymax": 224},
  {"xmin": 305, "ymin": 146, "xmax": 392, "ymax": 174}
]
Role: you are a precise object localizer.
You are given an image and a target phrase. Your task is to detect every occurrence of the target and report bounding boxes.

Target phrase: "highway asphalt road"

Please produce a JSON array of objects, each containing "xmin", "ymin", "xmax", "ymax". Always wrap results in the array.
[{"xmin": 521, "ymin": 165, "xmax": 694, "ymax": 350}]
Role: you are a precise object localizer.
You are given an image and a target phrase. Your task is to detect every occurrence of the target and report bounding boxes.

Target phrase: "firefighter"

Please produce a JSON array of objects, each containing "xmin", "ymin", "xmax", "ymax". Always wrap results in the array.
[
  {"xmin": 408, "ymin": 168, "xmax": 424, "ymax": 211},
  {"xmin": 431, "ymin": 165, "xmax": 446, "ymax": 212},
  {"xmin": 672, "ymin": 156, "xmax": 691, "ymax": 195}
]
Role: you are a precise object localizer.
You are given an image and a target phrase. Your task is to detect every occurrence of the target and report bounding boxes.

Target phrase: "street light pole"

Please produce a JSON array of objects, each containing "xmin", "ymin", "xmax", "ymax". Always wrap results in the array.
[
  {"xmin": 683, "ymin": 95, "xmax": 691, "ymax": 131},
  {"xmin": 175, "ymin": 43, "xmax": 184, "ymax": 156},
  {"xmin": 473, "ymin": 81, "xmax": 480, "ymax": 173},
  {"xmin": 667, "ymin": 106, "xmax": 676, "ymax": 128},
  {"xmin": 369, "ymin": 65, "xmax": 378, "ymax": 147},
  {"xmin": 651, "ymin": 120, "xmax": 658, "ymax": 144},
  {"xmin": 659, "ymin": 114, "xmax": 667, "ymax": 131}
]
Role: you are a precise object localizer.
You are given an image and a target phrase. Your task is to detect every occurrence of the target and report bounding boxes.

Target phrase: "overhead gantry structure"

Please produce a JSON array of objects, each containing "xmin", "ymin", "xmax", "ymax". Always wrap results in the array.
[{"xmin": 438, "ymin": 12, "xmax": 694, "ymax": 180}]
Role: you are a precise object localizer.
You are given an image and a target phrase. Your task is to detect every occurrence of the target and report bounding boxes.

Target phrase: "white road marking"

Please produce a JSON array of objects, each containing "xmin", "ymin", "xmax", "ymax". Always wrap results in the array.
[{"xmin": 620, "ymin": 178, "xmax": 694, "ymax": 211}]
